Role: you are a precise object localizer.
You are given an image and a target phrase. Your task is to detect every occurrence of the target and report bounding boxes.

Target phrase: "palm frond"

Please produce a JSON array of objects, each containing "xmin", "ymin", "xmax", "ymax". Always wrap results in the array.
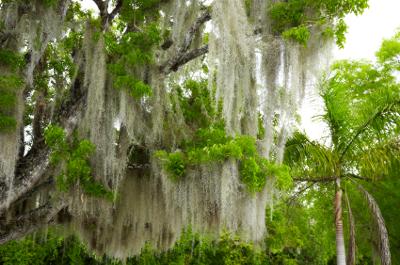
[
  {"xmin": 355, "ymin": 138, "xmax": 400, "ymax": 180},
  {"xmin": 284, "ymin": 131, "xmax": 337, "ymax": 178},
  {"xmin": 355, "ymin": 183, "xmax": 391, "ymax": 265},
  {"xmin": 321, "ymin": 60, "xmax": 400, "ymax": 162}
]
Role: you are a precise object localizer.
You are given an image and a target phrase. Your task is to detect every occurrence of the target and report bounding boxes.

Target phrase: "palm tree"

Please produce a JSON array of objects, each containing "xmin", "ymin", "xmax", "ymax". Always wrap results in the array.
[{"xmin": 284, "ymin": 33, "xmax": 400, "ymax": 265}]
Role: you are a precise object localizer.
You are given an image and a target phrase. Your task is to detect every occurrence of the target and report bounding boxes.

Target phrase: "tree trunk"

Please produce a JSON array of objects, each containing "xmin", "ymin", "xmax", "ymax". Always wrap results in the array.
[{"xmin": 335, "ymin": 178, "xmax": 346, "ymax": 265}]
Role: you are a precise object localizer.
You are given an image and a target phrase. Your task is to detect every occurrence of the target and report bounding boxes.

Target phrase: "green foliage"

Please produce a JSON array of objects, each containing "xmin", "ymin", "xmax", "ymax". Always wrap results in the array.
[
  {"xmin": 155, "ymin": 150, "xmax": 187, "ymax": 182},
  {"xmin": 265, "ymin": 188, "xmax": 337, "ymax": 264},
  {"xmin": 157, "ymin": 79, "xmax": 290, "ymax": 192},
  {"xmin": 0, "ymin": 49, "xmax": 25, "ymax": 70},
  {"xmin": 268, "ymin": 0, "xmax": 368, "ymax": 47},
  {"xmin": 41, "ymin": 0, "xmax": 59, "ymax": 8},
  {"xmin": 119, "ymin": 0, "xmax": 163, "ymax": 26},
  {"xmin": 0, "ymin": 114, "xmax": 17, "ymax": 132},
  {"xmin": 376, "ymin": 31, "xmax": 400, "ymax": 70},
  {"xmin": 0, "ymin": 229, "xmax": 269, "ymax": 265},
  {"xmin": 322, "ymin": 58, "xmax": 400, "ymax": 170},
  {"xmin": 283, "ymin": 32, "xmax": 400, "ymax": 262},
  {"xmin": 282, "ymin": 25, "xmax": 311, "ymax": 46},
  {"xmin": 0, "ymin": 74, "xmax": 24, "ymax": 132},
  {"xmin": 0, "ymin": 232, "xmax": 104, "ymax": 265},
  {"xmin": 106, "ymin": 23, "xmax": 161, "ymax": 98},
  {"xmin": 175, "ymin": 79, "xmax": 218, "ymax": 129},
  {"xmin": 44, "ymin": 125, "xmax": 114, "ymax": 201},
  {"xmin": 244, "ymin": 0, "xmax": 253, "ymax": 17},
  {"xmin": 157, "ymin": 125, "xmax": 291, "ymax": 193}
]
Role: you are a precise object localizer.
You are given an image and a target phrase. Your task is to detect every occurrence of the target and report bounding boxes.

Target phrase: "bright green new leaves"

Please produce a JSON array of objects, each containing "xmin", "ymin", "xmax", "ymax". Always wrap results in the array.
[
  {"xmin": 44, "ymin": 125, "xmax": 114, "ymax": 201},
  {"xmin": 0, "ymin": 49, "xmax": 25, "ymax": 71},
  {"xmin": 286, "ymin": 33, "xmax": 400, "ymax": 181},
  {"xmin": 157, "ymin": 126, "xmax": 291, "ymax": 193},
  {"xmin": 157, "ymin": 78, "xmax": 290, "ymax": 193},
  {"xmin": 322, "ymin": 57, "xmax": 400, "ymax": 178},
  {"xmin": 281, "ymin": 25, "xmax": 311, "ymax": 46},
  {"xmin": 269, "ymin": 0, "xmax": 369, "ymax": 47},
  {"xmin": 106, "ymin": 23, "xmax": 161, "ymax": 98},
  {"xmin": 175, "ymin": 79, "xmax": 219, "ymax": 129},
  {"xmin": 376, "ymin": 31, "xmax": 400, "ymax": 70}
]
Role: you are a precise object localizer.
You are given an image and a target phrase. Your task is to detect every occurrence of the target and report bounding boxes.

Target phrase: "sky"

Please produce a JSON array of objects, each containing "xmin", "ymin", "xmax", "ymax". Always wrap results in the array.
[
  {"xmin": 301, "ymin": 0, "xmax": 400, "ymax": 141},
  {"xmin": 334, "ymin": 0, "xmax": 400, "ymax": 61}
]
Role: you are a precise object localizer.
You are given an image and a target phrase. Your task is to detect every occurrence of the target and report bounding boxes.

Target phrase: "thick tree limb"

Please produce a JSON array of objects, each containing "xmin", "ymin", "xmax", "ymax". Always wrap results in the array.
[
  {"xmin": 0, "ymin": 200, "xmax": 66, "ymax": 244},
  {"xmin": 93, "ymin": 0, "xmax": 122, "ymax": 29},
  {"xmin": 0, "ymin": 150, "xmax": 50, "ymax": 214},
  {"xmin": 160, "ymin": 10, "xmax": 211, "ymax": 73},
  {"xmin": 0, "ymin": 88, "xmax": 85, "ymax": 214},
  {"xmin": 178, "ymin": 10, "xmax": 211, "ymax": 54},
  {"xmin": 162, "ymin": 45, "xmax": 208, "ymax": 74}
]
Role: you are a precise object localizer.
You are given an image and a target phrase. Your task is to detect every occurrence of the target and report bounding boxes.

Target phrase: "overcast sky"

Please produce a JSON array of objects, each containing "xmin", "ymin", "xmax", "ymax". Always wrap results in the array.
[
  {"xmin": 334, "ymin": 0, "xmax": 400, "ymax": 61},
  {"xmin": 302, "ymin": 0, "xmax": 400, "ymax": 141}
]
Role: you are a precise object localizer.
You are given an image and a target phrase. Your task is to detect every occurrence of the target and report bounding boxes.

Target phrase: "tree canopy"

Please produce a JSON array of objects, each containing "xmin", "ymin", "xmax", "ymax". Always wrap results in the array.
[{"xmin": 1, "ymin": 0, "xmax": 399, "ymax": 264}]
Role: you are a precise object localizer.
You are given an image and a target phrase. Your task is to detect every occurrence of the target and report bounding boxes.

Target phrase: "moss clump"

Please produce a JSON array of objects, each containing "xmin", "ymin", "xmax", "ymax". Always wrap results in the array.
[{"xmin": 44, "ymin": 125, "xmax": 114, "ymax": 201}]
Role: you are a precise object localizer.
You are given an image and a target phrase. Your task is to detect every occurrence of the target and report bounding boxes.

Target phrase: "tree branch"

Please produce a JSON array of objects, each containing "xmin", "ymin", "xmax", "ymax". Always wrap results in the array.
[
  {"xmin": 93, "ymin": 0, "xmax": 122, "ymax": 29},
  {"xmin": 160, "ymin": 10, "xmax": 211, "ymax": 74},
  {"xmin": 178, "ymin": 10, "xmax": 211, "ymax": 54},
  {"xmin": 0, "ymin": 85, "xmax": 85, "ymax": 214},
  {"xmin": 162, "ymin": 45, "xmax": 208, "ymax": 74},
  {"xmin": 0, "ymin": 200, "xmax": 66, "ymax": 244}
]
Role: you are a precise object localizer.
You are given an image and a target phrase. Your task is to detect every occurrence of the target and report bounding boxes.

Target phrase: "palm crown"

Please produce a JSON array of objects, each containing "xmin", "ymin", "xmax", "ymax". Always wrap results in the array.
[{"xmin": 283, "ymin": 32, "xmax": 400, "ymax": 265}]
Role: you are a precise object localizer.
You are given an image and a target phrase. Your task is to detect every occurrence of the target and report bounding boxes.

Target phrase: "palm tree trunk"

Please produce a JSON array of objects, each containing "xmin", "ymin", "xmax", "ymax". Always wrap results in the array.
[
  {"xmin": 345, "ymin": 191, "xmax": 356, "ymax": 265},
  {"xmin": 335, "ymin": 178, "xmax": 346, "ymax": 265}
]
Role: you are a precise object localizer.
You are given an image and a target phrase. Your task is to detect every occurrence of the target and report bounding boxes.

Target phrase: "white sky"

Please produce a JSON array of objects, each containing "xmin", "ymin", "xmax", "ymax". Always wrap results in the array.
[
  {"xmin": 301, "ymin": 0, "xmax": 400, "ymax": 142},
  {"xmin": 334, "ymin": 0, "xmax": 400, "ymax": 61}
]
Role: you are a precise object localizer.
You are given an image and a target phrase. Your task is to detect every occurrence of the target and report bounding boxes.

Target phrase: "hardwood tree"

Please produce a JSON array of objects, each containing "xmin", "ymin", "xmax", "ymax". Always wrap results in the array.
[{"xmin": 0, "ymin": 0, "xmax": 370, "ymax": 259}]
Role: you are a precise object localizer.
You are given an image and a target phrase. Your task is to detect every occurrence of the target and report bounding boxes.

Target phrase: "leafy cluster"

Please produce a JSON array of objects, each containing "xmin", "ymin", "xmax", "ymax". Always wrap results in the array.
[
  {"xmin": 0, "ymin": 49, "xmax": 24, "ymax": 132},
  {"xmin": 44, "ymin": 125, "xmax": 114, "ymax": 200},
  {"xmin": 106, "ymin": 23, "xmax": 161, "ymax": 98},
  {"xmin": 157, "ymin": 125, "xmax": 291, "ymax": 193},
  {"xmin": 268, "ymin": 0, "xmax": 369, "ymax": 47},
  {"xmin": 0, "ymin": 229, "xmax": 267, "ymax": 265},
  {"xmin": 105, "ymin": 0, "xmax": 163, "ymax": 99},
  {"xmin": 321, "ymin": 59, "xmax": 400, "ymax": 179},
  {"xmin": 0, "ymin": 231, "xmax": 103, "ymax": 265},
  {"xmin": 157, "ymin": 79, "xmax": 291, "ymax": 192},
  {"xmin": 174, "ymin": 79, "xmax": 219, "ymax": 129}
]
